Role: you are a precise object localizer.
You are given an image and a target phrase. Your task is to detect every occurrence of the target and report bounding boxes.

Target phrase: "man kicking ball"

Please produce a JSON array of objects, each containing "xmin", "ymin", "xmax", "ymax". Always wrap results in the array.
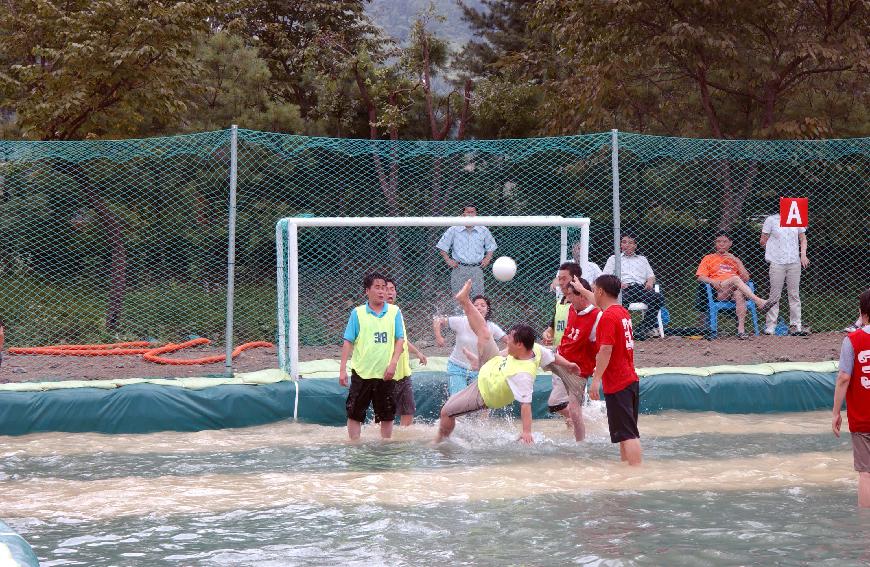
[{"xmin": 436, "ymin": 279, "xmax": 579, "ymax": 444}]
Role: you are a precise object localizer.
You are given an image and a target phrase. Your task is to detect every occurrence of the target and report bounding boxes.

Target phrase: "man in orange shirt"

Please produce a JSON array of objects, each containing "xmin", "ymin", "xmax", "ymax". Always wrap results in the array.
[{"xmin": 696, "ymin": 232, "xmax": 775, "ymax": 339}]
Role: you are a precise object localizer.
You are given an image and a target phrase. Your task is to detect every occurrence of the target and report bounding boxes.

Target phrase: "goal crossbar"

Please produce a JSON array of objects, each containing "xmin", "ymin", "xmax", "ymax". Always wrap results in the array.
[{"xmin": 275, "ymin": 215, "xmax": 591, "ymax": 384}]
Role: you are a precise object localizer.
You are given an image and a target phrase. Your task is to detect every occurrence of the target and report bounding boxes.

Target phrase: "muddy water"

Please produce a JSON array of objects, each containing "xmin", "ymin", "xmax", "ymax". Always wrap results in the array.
[{"xmin": 2, "ymin": 408, "xmax": 868, "ymax": 566}]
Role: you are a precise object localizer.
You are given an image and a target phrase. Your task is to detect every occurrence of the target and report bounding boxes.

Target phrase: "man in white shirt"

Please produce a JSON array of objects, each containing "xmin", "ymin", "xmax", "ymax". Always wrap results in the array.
[
  {"xmin": 436, "ymin": 204, "xmax": 497, "ymax": 299},
  {"xmin": 548, "ymin": 241, "xmax": 602, "ymax": 298},
  {"xmin": 603, "ymin": 233, "xmax": 663, "ymax": 340},
  {"xmin": 760, "ymin": 213, "xmax": 809, "ymax": 335}
]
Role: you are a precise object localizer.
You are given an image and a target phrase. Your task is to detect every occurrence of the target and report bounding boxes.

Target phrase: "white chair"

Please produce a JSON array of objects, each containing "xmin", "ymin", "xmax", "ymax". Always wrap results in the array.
[{"xmin": 626, "ymin": 284, "xmax": 665, "ymax": 338}]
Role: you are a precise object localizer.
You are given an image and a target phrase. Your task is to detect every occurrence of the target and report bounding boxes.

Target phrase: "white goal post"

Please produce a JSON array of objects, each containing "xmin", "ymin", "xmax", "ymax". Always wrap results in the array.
[{"xmin": 275, "ymin": 215, "xmax": 591, "ymax": 380}]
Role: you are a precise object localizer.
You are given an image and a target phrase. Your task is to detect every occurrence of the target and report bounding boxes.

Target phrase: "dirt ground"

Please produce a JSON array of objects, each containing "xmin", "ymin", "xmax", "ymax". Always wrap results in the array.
[{"xmin": 0, "ymin": 332, "xmax": 845, "ymax": 383}]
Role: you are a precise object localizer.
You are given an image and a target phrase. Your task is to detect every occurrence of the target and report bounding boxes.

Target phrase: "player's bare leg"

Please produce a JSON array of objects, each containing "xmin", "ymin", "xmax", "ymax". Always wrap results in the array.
[
  {"xmin": 347, "ymin": 419, "xmax": 362, "ymax": 442},
  {"xmin": 436, "ymin": 410, "xmax": 456, "ymax": 442},
  {"xmin": 620, "ymin": 438, "xmax": 642, "ymax": 466},
  {"xmin": 456, "ymin": 278, "xmax": 493, "ymax": 357},
  {"xmin": 567, "ymin": 395, "xmax": 585, "ymax": 441},
  {"xmin": 379, "ymin": 420, "xmax": 393, "ymax": 439}
]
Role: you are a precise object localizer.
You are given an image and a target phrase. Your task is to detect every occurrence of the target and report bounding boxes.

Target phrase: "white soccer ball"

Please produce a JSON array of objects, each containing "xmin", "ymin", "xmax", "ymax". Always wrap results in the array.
[{"xmin": 492, "ymin": 256, "xmax": 517, "ymax": 282}]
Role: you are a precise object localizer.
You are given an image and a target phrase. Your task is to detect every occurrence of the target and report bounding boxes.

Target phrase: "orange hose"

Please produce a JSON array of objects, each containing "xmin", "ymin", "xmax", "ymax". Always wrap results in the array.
[
  {"xmin": 142, "ymin": 339, "xmax": 273, "ymax": 365},
  {"xmin": 9, "ymin": 338, "xmax": 273, "ymax": 365},
  {"xmin": 8, "ymin": 347, "xmax": 152, "ymax": 356},
  {"xmin": 9, "ymin": 341, "xmax": 155, "ymax": 356}
]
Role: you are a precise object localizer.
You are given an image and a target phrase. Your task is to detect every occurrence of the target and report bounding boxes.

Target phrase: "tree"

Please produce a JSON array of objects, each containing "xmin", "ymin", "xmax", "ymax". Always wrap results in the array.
[
  {"xmin": 529, "ymin": 0, "xmax": 869, "ymax": 139},
  {"xmin": 456, "ymin": 0, "xmax": 530, "ymax": 78},
  {"xmin": 226, "ymin": 0, "xmax": 381, "ymax": 124},
  {"xmin": 0, "ymin": 0, "xmax": 220, "ymax": 140},
  {"xmin": 454, "ymin": 0, "xmax": 549, "ymax": 138},
  {"xmin": 528, "ymin": 0, "xmax": 870, "ymax": 229},
  {"xmin": 0, "ymin": 0, "xmax": 221, "ymax": 331},
  {"xmin": 182, "ymin": 32, "xmax": 304, "ymax": 134}
]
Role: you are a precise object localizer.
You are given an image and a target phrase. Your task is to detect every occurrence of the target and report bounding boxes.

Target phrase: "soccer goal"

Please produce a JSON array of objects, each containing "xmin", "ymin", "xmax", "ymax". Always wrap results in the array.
[{"xmin": 275, "ymin": 216, "xmax": 591, "ymax": 378}]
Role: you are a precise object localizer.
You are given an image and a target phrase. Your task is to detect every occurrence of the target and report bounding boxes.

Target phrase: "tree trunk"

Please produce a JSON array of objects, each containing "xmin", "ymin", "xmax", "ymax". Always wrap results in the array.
[
  {"xmin": 714, "ymin": 159, "xmax": 759, "ymax": 232},
  {"xmin": 68, "ymin": 162, "xmax": 127, "ymax": 332}
]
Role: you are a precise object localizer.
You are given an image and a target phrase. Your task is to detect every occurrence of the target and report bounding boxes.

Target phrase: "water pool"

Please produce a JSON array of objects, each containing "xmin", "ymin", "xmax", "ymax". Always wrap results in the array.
[{"xmin": 2, "ymin": 407, "xmax": 868, "ymax": 566}]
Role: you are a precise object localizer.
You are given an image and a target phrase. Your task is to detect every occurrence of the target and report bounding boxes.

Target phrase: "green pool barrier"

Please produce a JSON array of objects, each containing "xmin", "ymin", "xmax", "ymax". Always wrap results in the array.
[
  {"xmin": 0, "ymin": 360, "xmax": 840, "ymax": 435},
  {"xmin": 0, "ymin": 520, "xmax": 39, "ymax": 567}
]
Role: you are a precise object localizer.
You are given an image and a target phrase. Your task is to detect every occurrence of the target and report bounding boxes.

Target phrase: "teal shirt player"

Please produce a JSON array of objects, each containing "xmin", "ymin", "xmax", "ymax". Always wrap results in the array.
[{"xmin": 343, "ymin": 302, "xmax": 405, "ymax": 342}]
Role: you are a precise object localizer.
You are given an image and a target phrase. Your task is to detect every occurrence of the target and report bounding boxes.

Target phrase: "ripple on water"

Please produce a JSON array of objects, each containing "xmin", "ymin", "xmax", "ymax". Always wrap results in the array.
[{"xmin": 2, "ymin": 411, "xmax": 867, "ymax": 566}]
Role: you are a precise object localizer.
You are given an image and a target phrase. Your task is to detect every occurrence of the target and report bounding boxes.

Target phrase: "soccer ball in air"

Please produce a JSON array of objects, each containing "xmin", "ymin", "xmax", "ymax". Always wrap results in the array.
[{"xmin": 492, "ymin": 256, "xmax": 517, "ymax": 282}]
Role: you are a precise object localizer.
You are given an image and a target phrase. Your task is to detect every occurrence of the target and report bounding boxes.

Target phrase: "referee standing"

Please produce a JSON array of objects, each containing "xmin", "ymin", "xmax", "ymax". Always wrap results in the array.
[{"xmin": 436, "ymin": 204, "xmax": 497, "ymax": 299}]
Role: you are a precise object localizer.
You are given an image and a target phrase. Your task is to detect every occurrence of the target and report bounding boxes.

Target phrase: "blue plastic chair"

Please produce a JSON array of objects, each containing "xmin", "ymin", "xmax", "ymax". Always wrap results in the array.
[{"xmin": 705, "ymin": 281, "xmax": 760, "ymax": 338}]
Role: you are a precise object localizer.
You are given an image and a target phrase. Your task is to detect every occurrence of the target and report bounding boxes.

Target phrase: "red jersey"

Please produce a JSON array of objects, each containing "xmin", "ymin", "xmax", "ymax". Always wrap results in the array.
[
  {"xmin": 557, "ymin": 304, "xmax": 601, "ymax": 377},
  {"xmin": 846, "ymin": 329, "xmax": 870, "ymax": 432},
  {"xmin": 596, "ymin": 304, "xmax": 639, "ymax": 394}
]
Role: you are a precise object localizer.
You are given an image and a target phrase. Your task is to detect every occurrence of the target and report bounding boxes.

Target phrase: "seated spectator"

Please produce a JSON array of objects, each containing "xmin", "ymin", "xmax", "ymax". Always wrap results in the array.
[
  {"xmin": 603, "ymin": 232, "xmax": 663, "ymax": 340},
  {"xmin": 696, "ymin": 232, "xmax": 775, "ymax": 339}
]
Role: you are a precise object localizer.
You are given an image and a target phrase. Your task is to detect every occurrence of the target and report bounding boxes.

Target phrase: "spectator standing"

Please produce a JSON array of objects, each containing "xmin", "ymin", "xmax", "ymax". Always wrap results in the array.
[
  {"xmin": 549, "ymin": 241, "xmax": 602, "ymax": 297},
  {"xmin": 603, "ymin": 233, "xmax": 663, "ymax": 340},
  {"xmin": 571, "ymin": 240, "xmax": 602, "ymax": 284},
  {"xmin": 436, "ymin": 204, "xmax": 497, "ymax": 299},
  {"xmin": 760, "ymin": 213, "xmax": 809, "ymax": 335}
]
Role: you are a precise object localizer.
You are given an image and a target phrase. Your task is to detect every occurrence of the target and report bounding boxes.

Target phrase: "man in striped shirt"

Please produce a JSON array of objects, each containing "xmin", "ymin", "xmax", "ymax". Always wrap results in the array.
[{"xmin": 436, "ymin": 204, "xmax": 497, "ymax": 299}]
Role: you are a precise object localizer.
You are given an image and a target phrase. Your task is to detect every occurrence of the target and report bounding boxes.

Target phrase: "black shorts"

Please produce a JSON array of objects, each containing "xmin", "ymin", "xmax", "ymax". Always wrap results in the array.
[
  {"xmin": 346, "ymin": 371, "xmax": 396, "ymax": 423},
  {"xmin": 393, "ymin": 376, "xmax": 416, "ymax": 416},
  {"xmin": 604, "ymin": 381, "xmax": 640, "ymax": 443}
]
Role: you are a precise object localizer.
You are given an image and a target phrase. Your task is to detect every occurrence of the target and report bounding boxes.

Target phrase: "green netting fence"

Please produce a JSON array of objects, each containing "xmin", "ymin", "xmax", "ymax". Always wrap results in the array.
[{"xmin": 0, "ymin": 129, "xmax": 867, "ymax": 376}]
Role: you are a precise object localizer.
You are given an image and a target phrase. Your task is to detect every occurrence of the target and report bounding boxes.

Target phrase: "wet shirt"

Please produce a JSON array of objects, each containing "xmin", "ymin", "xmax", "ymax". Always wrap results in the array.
[{"xmin": 596, "ymin": 304, "xmax": 639, "ymax": 394}]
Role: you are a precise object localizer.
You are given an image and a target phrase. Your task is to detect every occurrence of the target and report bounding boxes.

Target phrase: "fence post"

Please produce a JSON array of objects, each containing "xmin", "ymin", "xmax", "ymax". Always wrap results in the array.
[
  {"xmin": 611, "ymin": 129, "xmax": 622, "ymax": 287},
  {"xmin": 225, "ymin": 125, "xmax": 238, "ymax": 377}
]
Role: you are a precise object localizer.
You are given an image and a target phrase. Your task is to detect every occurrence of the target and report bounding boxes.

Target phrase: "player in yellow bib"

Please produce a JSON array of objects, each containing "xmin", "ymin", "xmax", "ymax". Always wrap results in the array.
[
  {"xmin": 385, "ymin": 277, "xmax": 427, "ymax": 427},
  {"xmin": 436, "ymin": 280, "xmax": 580, "ymax": 444},
  {"xmin": 339, "ymin": 272, "xmax": 405, "ymax": 441}
]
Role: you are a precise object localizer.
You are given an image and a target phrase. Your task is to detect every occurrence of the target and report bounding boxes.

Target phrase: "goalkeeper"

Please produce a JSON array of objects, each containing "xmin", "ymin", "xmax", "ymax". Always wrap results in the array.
[{"xmin": 436, "ymin": 280, "xmax": 580, "ymax": 444}]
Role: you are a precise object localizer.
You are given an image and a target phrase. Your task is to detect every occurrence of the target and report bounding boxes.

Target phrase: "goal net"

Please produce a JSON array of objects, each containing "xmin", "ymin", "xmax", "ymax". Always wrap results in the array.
[{"xmin": 276, "ymin": 216, "xmax": 591, "ymax": 377}]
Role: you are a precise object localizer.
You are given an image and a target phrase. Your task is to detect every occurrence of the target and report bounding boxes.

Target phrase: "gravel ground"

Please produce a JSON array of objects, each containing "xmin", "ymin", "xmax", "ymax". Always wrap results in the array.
[{"xmin": 0, "ymin": 331, "xmax": 844, "ymax": 383}]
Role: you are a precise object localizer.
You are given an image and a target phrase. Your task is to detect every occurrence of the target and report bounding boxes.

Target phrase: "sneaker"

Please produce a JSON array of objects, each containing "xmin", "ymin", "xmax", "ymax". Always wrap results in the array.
[
  {"xmin": 764, "ymin": 329, "xmax": 775, "ymax": 336},
  {"xmin": 844, "ymin": 325, "xmax": 859, "ymax": 333},
  {"xmin": 789, "ymin": 325, "xmax": 809, "ymax": 336},
  {"xmin": 758, "ymin": 299, "xmax": 777, "ymax": 312},
  {"xmin": 737, "ymin": 332, "xmax": 749, "ymax": 340}
]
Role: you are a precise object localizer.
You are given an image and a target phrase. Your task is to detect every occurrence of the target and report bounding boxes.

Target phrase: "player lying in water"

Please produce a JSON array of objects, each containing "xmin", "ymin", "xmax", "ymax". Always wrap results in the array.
[{"xmin": 435, "ymin": 279, "xmax": 580, "ymax": 444}]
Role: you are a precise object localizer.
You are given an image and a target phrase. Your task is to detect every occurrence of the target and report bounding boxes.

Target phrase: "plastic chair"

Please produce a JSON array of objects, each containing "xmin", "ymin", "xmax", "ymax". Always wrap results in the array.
[
  {"xmin": 627, "ymin": 284, "xmax": 665, "ymax": 338},
  {"xmin": 705, "ymin": 281, "xmax": 760, "ymax": 338}
]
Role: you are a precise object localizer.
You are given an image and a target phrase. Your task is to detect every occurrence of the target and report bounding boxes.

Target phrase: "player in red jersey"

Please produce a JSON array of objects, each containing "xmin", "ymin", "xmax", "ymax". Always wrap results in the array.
[
  {"xmin": 832, "ymin": 288, "xmax": 870, "ymax": 507},
  {"xmin": 549, "ymin": 276, "xmax": 602, "ymax": 441},
  {"xmin": 576, "ymin": 274, "xmax": 642, "ymax": 465}
]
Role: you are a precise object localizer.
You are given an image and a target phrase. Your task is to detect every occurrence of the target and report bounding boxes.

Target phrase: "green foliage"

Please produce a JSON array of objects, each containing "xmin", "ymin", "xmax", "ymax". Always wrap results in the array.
[
  {"xmin": 226, "ymin": 0, "xmax": 382, "ymax": 122},
  {"xmin": 0, "ymin": 0, "xmax": 220, "ymax": 140},
  {"xmin": 182, "ymin": 32, "xmax": 304, "ymax": 134},
  {"xmin": 526, "ymin": 0, "xmax": 870, "ymax": 139}
]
